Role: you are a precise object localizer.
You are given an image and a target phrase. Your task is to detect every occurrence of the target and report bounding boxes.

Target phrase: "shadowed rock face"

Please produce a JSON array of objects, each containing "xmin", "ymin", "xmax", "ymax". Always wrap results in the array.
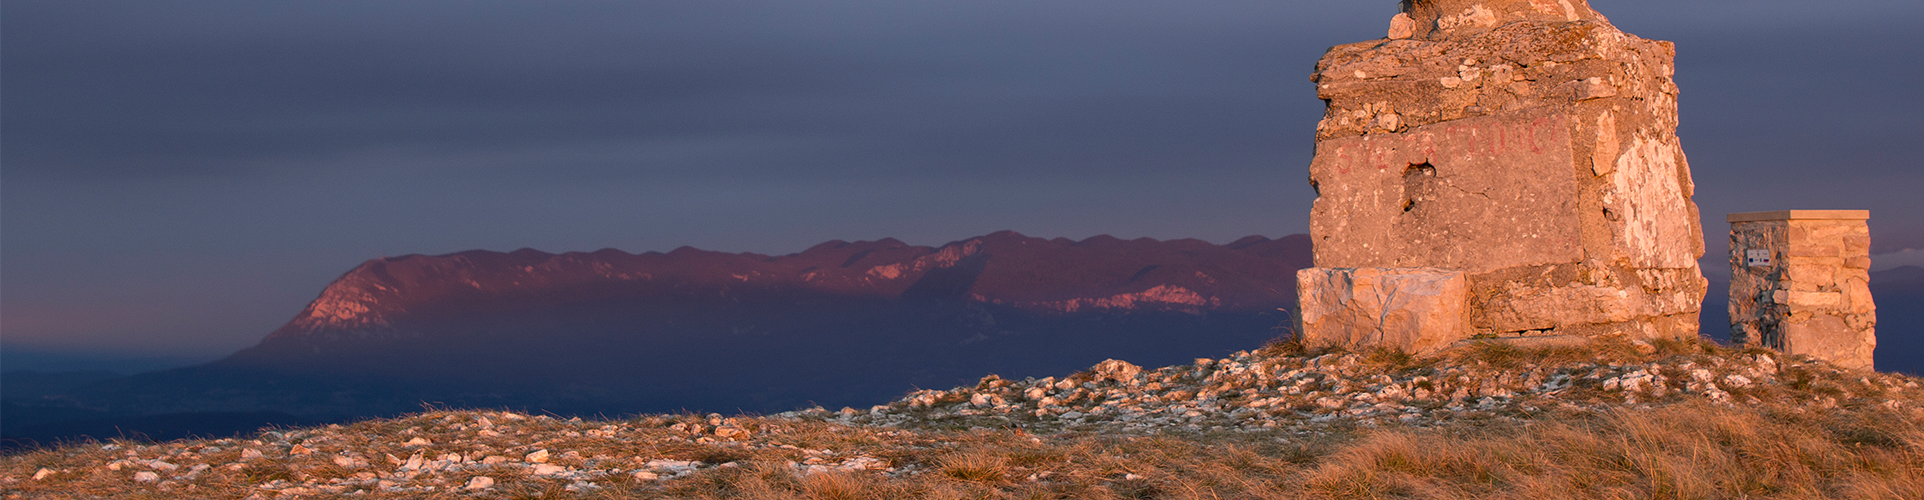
[
  {"xmin": 55, "ymin": 232, "xmax": 1313, "ymax": 421},
  {"xmin": 1305, "ymin": 0, "xmax": 1705, "ymax": 341}
]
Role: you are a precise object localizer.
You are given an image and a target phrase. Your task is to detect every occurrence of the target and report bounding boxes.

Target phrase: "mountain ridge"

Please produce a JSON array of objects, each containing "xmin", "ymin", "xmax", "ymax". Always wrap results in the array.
[
  {"xmin": 14, "ymin": 232, "xmax": 1314, "ymax": 443},
  {"xmin": 244, "ymin": 231, "xmax": 1309, "ymax": 353}
]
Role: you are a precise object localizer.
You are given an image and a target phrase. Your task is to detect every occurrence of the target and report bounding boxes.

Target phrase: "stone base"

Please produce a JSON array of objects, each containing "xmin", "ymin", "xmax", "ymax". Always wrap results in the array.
[
  {"xmin": 1782, "ymin": 313, "xmax": 1876, "ymax": 371},
  {"xmin": 1451, "ymin": 335, "xmax": 1591, "ymax": 351},
  {"xmin": 1298, "ymin": 267, "xmax": 1470, "ymax": 355}
]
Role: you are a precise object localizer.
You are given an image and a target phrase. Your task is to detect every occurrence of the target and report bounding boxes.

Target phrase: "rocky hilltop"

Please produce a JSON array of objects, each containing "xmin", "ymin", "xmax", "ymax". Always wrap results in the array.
[{"xmin": 7, "ymin": 336, "xmax": 1919, "ymax": 498}]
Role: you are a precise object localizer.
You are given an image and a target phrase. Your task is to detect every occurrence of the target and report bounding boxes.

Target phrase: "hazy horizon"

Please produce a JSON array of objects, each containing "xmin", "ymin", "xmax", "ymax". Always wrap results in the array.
[{"xmin": 6, "ymin": 0, "xmax": 1922, "ymax": 369}]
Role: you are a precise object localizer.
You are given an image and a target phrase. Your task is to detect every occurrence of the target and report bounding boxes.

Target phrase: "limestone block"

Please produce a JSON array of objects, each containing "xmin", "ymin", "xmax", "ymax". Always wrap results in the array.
[
  {"xmin": 1387, "ymin": 13, "xmax": 1416, "ymax": 40},
  {"xmin": 1298, "ymin": 267, "xmax": 1470, "ymax": 354},
  {"xmin": 1479, "ymin": 266, "xmax": 1703, "ymax": 334},
  {"xmin": 1606, "ymin": 132, "xmax": 1699, "ymax": 269},
  {"xmin": 1788, "ymin": 243, "xmax": 1841, "ymax": 258},
  {"xmin": 1783, "ymin": 314, "xmax": 1875, "ymax": 371},
  {"xmin": 1784, "ymin": 265, "xmax": 1833, "ymax": 288},
  {"xmin": 1786, "ymin": 291, "xmax": 1841, "ymax": 308},
  {"xmin": 1308, "ymin": 108, "xmax": 1583, "ymax": 273},
  {"xmin": 1843, "ymin": 278, "xmax": 1874, "ymax": 315},
  {"xmin": 1844, "ymin": 234, "xmax": 1871, "ymax": 253}
]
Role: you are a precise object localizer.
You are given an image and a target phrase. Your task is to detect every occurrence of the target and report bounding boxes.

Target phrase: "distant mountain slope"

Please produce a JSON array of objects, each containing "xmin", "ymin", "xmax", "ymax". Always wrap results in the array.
[
  {"xmin": 242, "ymin": 231, "xmax": 1309, "ymax": 355},
  {"xmin": 46, "ymin": 232, "xmax": 1313, "ymax": 431},
  {"xmin": 1873, "ymin": 266, "xmax": 1924, "ymax": 376}
]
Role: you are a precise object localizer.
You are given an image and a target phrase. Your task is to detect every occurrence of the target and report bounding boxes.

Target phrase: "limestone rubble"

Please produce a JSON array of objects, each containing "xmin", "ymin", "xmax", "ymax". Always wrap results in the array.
[
  {"xmin": 854, "ymin": 340, "xmax": 1921, "ymax": 435},
  {"xmin": 1303, "ymin": 0, "xmax": 1706, "ymax": 343},
  {"xmin": 7, "ymin": 340, "xmax": 1922, "ymax": 497}
]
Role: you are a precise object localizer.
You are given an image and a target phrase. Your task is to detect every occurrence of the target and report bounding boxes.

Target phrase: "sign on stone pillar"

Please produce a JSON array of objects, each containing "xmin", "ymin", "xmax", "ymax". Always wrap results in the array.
[
  {"xmin": 1728, "ymin": 210, "xmax": 1876, "ymax": 370},
  {"xmin": 1298, "ymin": 0, "xmax": 1707, "ymax": 344}
]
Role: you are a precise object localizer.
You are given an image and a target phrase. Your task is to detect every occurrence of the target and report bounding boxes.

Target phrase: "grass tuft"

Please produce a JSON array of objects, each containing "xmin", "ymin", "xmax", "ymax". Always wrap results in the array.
[{"xmin": 937, "ymin": 450, "xmax": 1008, "ymax": 483}]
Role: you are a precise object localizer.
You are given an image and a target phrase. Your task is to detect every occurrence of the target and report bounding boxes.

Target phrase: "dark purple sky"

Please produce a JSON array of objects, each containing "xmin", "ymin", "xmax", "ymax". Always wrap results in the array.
[{"xmin": 5, "ymin": 0, "xmax": 1922, "ymax": 372}]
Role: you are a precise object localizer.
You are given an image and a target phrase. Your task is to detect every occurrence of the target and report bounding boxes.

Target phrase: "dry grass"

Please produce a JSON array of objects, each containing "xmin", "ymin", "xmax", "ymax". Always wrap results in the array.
[
  {"xmin": 1304, "ymin": 402, "xmax": 1924, "ymax": 499},
  {"xmin": 1441, "ymin": 334, "xmax": 1705, "ymax": 370},
  {"xmin": 7, "ymin": 400, "xmax": 1920, "ymax": 499}
]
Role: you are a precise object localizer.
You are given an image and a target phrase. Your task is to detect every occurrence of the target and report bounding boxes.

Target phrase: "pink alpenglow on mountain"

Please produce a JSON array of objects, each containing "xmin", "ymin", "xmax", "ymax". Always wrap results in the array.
[{"xmin": 116, "ymin": 232, "xmax": 1318, "ymax": 419}]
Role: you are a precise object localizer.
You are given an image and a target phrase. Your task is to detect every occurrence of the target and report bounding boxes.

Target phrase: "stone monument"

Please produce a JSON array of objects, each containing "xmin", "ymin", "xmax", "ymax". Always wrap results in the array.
[
  {"xmin": 1298, "ymin": 0, "xmax": 1706, "ymax": 353},
  {"xmin": 1728, "ymin": 210, "xmax": 1876, "ymax": 370}
]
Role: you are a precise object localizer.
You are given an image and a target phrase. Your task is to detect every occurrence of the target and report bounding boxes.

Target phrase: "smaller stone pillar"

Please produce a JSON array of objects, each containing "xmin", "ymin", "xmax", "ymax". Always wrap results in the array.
[{"xmin": 1728, "ymin": 210, "xmax": 1876, "ymax": 370}]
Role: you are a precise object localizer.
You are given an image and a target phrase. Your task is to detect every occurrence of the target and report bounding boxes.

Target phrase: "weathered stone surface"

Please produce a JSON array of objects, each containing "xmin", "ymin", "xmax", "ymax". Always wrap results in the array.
[
  {"xmin": 1309, "ymin": 107, "xmax": 1582, "ymax": 273},
  {"xmin": 1728, "ymin": 211, "xmax": 1876, "ymax": 370},
  {"xmin": 1298, "ymin": 267, "xmax": 1470, "ymax": 354},
  {"xmin": 1388, "ymin": 13, "xmax": 1417, "ymax": 40},
  {"xmin": 1304, "ymin": 0, "xmax": 1704, "ymax": 340},
  {"xmin": 1091, "ymin": 359, "xmax": 1144, "ymax": 385}
]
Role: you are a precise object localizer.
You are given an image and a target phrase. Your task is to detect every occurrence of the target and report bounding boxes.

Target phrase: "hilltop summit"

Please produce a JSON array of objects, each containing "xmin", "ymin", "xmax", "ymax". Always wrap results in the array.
[{"xmin": 8, "ymin": 336, "xmax": 1920, "ymax": 498}]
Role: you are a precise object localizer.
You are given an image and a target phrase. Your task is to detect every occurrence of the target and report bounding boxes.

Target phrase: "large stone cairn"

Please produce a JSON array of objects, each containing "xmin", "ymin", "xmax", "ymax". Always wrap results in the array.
[{"xmin": 1299, "ymin": 0, "xmax": 1706, "ymax": 352}]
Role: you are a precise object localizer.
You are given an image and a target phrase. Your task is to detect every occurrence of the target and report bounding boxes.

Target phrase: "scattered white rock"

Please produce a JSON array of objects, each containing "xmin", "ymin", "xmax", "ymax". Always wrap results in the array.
[
  {"xmin": 715, "ymin": 424, "xmax": 751, "ymax": 440},
  {"xmin": 464, "ymin": 476, "xmax": 495, "ymax": 490}
]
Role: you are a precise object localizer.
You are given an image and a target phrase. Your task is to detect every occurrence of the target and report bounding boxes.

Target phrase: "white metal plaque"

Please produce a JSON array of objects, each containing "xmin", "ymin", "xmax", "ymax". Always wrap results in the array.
[{"xmin": 1745, "ymin": 249, "xmax": 1773, "ymax": 268}]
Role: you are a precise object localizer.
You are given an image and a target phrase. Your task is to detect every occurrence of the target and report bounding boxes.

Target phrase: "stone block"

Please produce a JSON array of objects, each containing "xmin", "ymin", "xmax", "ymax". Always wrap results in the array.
[
  {"xmin": 1843, "ymin": 278, "xmax": 1875, "ymax": 315},
  {"xmin": 1298, "ymin": 267, "xmax": 1470, "ymax": 355},
  {"xmin": 1783, "ymin": 315, "xmax": 1875, "ymax": 371},
  {"xmin": 1787, "ymin": 243, "xmax": 1841, "ymax": 258},
  {"xmin": 1786, "ymin": 291, "xmax": 1840, "ymax": 308},
  {"xmin": 1784, "ymin": 265, "xmax": 1834, "ymax": 287},
  {"xmin": 1308, "ymin": 108, "xmax": 1584, "ymax": 273},
  {"xmin": 1844, "ymin": 234, "xmax": 1871, "ymax": 252}
]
